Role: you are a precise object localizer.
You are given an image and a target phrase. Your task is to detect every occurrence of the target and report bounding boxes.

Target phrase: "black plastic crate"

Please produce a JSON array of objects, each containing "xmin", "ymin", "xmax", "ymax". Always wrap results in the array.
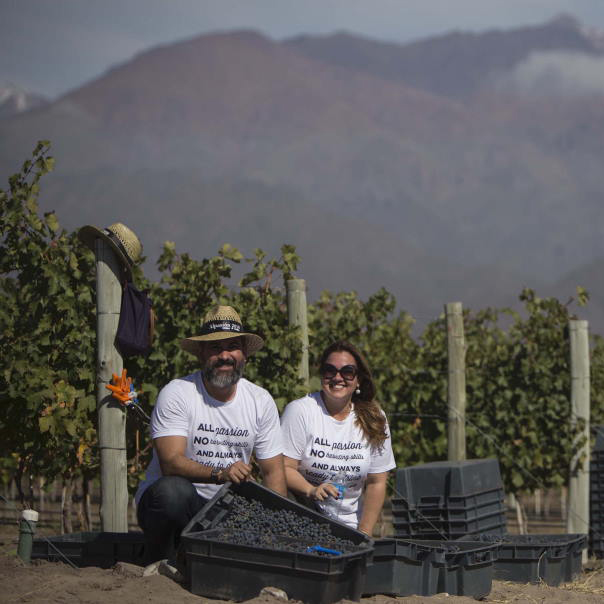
[
  {"xmin": 436, "ymin": 540, "xmax": 498, "ymax": 599},
  {"xmin": 31, "ymin": 531, "xmax": 145, "ymax": 568},
  {"xmin": 398, "ymin": 491, "xmax": 506, "ymax": 510},
  {"xmin": 590, "ymin": 534, "xmax": 604, "ymax": 558},
  {"xmin": 392, "ymin": 526, "xmax": 506, "ymax": 541},
  {"xmin": 394, "ymin": 459, "xmax": 503, "ymax": 507},
  {"xmin": 179, "ymin": 481, "xmax": 373, "ymax": 603},
  {"xmin": 589, "ymin": 489, "xmax": 604, "ymax": 502},
  {"xmin": 391, "ymin": 493, "xmax": 505, "ymax": 521},
  {"xmin": 472, "ymin": 533, "xmax": 587, "ymax": 586},
  {"xmin": 392, "ymin": 508, "xmax": 506, "ymax": 539},
  {"xmin": 182, "ymin": 529, "xmax": 370, "ymax": 603},
  {"xmin": 363, "ymin": 538, "xmax": 497, "ymax": 599},
  {"xmin": 444, "ymin": 488, "xmax": 506, "ymax": 511},
  {"xmin": 566, "ymin": 536, "xmax": 587, "ymax": 581},
  {"xmin": 589, "ymin": 530, "xmax": 604, "ymax": 558},
  {"xmin": 589, "ymin": 519, "xmax": 604, "ymax": 530},
  {"xmin": 391, "ymin": 486, "xmax": 505, "ymax": 510},
  {"xmin": 363, "ymin": 538, "xmax": 441, "ymax": 597},
  {"xmin": 182, "ymin": 480, "xmax": 370, "ymax": 545},
  {"xmin": 593, "ymin": 425, "xmax": 604, "ymax": 452}
]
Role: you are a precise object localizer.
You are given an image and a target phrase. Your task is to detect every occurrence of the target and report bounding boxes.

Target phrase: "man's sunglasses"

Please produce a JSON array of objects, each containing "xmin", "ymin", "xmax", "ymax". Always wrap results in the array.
[{"xmin": 320, "ymin": 363, "xmax": 358, "ymax": 381}]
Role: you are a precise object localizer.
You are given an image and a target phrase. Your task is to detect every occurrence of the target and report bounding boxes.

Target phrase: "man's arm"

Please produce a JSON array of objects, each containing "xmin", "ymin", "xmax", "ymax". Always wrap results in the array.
[
  {"xmin": 154, "ymin": 435, "xmax": 252, "ymax": 484},
  {"xmin": 257, "ymin": 454, "xmax": 287, "ymax": 496}
]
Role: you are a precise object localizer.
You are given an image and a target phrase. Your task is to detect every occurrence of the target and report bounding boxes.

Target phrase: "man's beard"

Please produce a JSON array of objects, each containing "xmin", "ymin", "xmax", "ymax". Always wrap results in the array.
[{"xmin": 204, "ymin": 357, "xmax": 245, "ymax": 388}]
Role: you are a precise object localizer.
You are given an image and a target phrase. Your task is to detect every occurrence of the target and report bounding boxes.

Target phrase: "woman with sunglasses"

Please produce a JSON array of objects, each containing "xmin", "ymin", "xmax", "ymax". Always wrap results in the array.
[{"xmin": 280, "ymin": 341, "xmax": 395, "ymax": 534}]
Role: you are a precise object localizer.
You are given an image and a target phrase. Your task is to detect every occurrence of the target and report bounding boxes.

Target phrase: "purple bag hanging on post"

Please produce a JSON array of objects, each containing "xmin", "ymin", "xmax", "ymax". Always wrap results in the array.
[{"xmin": 115, "ymin": 282, "xmax": 155, "ymax": 357}]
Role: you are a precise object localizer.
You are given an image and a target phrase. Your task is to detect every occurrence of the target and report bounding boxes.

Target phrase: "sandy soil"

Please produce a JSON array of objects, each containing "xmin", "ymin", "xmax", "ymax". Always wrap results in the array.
[
  {"xmin": 2, "ymin": 525, "xmax": 604, "ymax": 604},
  {"xmin": 2, "ymin": 552, "xmax": 604, "ymax": 604}
]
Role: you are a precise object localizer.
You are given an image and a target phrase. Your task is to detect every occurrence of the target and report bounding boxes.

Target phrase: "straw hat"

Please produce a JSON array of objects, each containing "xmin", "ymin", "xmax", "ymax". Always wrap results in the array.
[
  {"xmin": 78, "ymin": 222, "xmax": 142, "ymax": 279},
  {"xmin": 180, "ymin": 305, "xmax": 264, "ymax": 356}
]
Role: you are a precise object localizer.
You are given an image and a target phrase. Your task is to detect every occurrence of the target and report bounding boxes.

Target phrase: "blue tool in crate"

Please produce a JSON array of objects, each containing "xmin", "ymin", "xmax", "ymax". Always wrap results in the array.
[{"xmin": 306, "ymin": 545, "xmax": 342, "ymax": 556}]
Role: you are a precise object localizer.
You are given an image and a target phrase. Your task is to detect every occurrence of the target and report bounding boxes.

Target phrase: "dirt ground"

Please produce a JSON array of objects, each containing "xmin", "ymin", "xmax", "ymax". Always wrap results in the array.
[
  {"xmin": 2, "ymin": 549, "xmax": 604, "ymax": 604},
  {"xmin": 1, "ymin": 496, "xmax": 603, "ymax": 604},
  {"xmin": 2, "ymin": 526, "xmax": 604, "ymax": 604}
]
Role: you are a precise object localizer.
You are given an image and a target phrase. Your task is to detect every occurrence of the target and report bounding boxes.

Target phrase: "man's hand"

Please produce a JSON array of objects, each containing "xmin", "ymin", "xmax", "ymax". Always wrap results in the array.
[{"xmin": 219, "ymin": 461, "xmax": 253, "ymax": 484}]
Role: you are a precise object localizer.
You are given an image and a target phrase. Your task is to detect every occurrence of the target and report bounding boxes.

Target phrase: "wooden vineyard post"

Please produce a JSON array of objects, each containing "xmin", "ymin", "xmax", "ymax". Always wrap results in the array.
[
  {"xmin": 567, "ymin": 319, "xmax": 590, "ymax": 561},
  {"xmin": 445, "ymin": 302, "xmax": 466, "ymax": 461},
  {"xmin": 286, "ymin": 278, "xmax": 310, "ymax": 389},
  {"xmin": 95, "ymin": 238, "xmax": 128, "ymax": 532}
]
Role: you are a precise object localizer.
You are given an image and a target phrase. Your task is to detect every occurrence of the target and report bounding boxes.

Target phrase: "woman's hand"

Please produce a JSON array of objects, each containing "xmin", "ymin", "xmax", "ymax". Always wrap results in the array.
[
  {"xmin": 283, "ymin": 456, "xmax": 341, "ymax": 502},
  {"xmin": 308, "ymin": 482, "xmax": 341, "ymax": 501}
]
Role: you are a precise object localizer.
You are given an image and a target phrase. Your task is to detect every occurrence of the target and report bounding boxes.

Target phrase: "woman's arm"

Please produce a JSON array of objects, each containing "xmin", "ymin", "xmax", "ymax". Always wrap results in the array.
[
  {"xmin": 283, "ymin": 456, "xmax": 339, "ymax": 501},
  {"xmin": 358, "ymin": 471, "xmax": 389, "ymax": 536}
]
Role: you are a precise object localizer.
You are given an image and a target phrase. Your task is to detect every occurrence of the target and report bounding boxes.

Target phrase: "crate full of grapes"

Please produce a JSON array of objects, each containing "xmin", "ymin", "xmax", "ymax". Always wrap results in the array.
[{"xmin": 178, "ymin": 481, "xmax": 373, "ymax": 604}]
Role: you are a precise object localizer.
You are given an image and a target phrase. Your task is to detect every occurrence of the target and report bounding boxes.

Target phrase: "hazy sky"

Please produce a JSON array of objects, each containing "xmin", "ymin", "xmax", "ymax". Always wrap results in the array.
[{"xmin": 2, "ymin": 0, "xmax": 604, "ymax": 97}]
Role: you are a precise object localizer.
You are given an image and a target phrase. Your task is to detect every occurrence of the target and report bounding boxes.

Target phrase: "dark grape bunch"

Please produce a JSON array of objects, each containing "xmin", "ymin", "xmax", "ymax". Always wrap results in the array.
[
  {"xmin": 474, "ymin": 534, "xmax": 506, "ymax": 543},
  {"xmin": 216, "ymin": 495, "xmax": 362, "ymax": 556}
]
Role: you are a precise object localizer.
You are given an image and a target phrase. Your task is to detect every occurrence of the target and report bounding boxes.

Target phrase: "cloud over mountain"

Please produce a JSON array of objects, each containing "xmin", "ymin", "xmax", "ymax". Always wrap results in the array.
[{"xmin": 490, "ymin": 50, "xmax": 604, "ymax": 96}]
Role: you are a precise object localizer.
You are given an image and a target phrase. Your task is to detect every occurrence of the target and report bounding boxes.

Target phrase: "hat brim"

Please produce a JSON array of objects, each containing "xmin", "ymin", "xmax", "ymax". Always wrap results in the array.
[
  {"xmin": 180, "ymin": 332, "xmax": 264, "ymax": 356},
  {"xmin": 78, "ymin": 225, "xmax": 133, "ymax": 280}
]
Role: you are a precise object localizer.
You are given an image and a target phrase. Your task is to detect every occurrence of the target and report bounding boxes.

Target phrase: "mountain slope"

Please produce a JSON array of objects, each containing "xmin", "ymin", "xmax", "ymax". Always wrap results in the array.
[
  {"xmin": 63, "ymin": 30, "xmax": 467, "ymax": 140},
  {"xmin": 37, "ymin": 167, "xmax": 533, "ymax": 317},
  {"xmin": 285, "ymin": 15, "xmax": 603, "ymax": 99}
]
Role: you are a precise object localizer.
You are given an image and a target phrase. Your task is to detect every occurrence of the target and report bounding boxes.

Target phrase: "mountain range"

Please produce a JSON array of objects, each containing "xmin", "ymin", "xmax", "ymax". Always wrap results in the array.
[{"xmin": 2, "ymin": 14, "xmax": 604, "ymax": 331}]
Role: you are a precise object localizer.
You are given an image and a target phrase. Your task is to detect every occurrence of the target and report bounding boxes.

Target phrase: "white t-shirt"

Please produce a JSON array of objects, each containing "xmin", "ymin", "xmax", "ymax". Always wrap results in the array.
[
  {"xmin": 280, "ymin": 392, "xmax": 396, "ymax": 528},
  {"xmin": 135, "ymin": 372, "xmax": 283, "ymax": 504}
]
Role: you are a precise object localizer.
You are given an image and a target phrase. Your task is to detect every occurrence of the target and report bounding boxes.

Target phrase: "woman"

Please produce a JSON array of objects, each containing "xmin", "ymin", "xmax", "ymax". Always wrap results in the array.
[{"xmin": 280, "ymin": 341, "xmax": 396, "ymax": 535}]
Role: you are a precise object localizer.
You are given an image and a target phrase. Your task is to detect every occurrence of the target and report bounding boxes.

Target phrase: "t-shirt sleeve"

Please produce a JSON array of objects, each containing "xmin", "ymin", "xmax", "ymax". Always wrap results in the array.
[
  {"xmin": 368, "ymin": 418, "xmax": 397, "ymax": 474},
  {"xmin": 150, "ymin": 380, "xmax": 191, "ymax": 439},
  {"xmin": 280, "ymin": 398, "xmax": 308, "ymax": 460},
  {"xmin": 252, "ymin": 391, "xmax": 284, "ymax": 460}
]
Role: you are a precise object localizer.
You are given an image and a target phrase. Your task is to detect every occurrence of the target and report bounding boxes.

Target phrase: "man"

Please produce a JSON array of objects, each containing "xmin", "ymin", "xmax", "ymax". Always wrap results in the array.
[{"xmin": 135, "ymin": 304, "xmax": 287, "ymax": 565}]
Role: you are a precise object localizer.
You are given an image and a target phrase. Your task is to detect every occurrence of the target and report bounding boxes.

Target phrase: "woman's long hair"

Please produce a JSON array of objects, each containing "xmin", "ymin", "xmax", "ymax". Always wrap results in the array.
[{"xmin": 319, "ymin": 341, "xmax": 388, "ymax": 448}]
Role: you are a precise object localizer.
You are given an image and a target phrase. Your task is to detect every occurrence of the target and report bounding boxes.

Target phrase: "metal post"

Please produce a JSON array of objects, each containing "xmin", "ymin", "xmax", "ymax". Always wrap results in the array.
[
  {"xmin": 445, "ymin": 302, "xmax": 466, "ymax": 461},
  {"xmin": 95, "ymin": 239, "xmax": 128, "ymax": 532}
]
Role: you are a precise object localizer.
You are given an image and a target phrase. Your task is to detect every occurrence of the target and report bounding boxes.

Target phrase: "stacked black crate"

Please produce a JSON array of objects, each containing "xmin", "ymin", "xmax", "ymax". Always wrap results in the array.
[
  {"xmin": 589, "ymin": 426, "xmax": 604, "ymax": 557},
  {"xmin": 391, "ymin": 459, "xmax": 507, "ymax": 540},
  {"xmin": 382, "ymin": 458, "xmax": 586, "ymax": 588}
]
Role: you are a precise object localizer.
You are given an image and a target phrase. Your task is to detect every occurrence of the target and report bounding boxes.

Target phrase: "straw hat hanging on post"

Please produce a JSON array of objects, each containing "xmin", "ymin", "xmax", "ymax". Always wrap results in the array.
[
  {"xmin": 79, "ymin": 222, "xmax": 143, "ymax": 281},
  {"xmin": 78, "ymin": 221, "xmax": 143, "ymax": 532}
]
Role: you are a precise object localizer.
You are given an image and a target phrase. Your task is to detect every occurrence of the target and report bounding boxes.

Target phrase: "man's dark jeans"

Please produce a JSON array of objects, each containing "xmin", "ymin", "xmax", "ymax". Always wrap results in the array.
[{"xmin": 137, "ymin": 476, "xmax": 208, "ymax": 564}]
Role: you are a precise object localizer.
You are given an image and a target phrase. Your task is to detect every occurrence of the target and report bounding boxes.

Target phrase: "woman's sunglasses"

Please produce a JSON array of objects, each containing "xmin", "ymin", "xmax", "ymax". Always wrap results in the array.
[{"xmin": 320, "ymin": 363, "xmax": 358, "ymax": 381}]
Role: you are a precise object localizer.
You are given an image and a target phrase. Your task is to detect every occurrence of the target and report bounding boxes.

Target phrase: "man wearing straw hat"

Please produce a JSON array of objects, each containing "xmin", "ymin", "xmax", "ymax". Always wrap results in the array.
[{"xmin": 135, "ymin": 304, "xmax": 287, "ymax": 566}]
